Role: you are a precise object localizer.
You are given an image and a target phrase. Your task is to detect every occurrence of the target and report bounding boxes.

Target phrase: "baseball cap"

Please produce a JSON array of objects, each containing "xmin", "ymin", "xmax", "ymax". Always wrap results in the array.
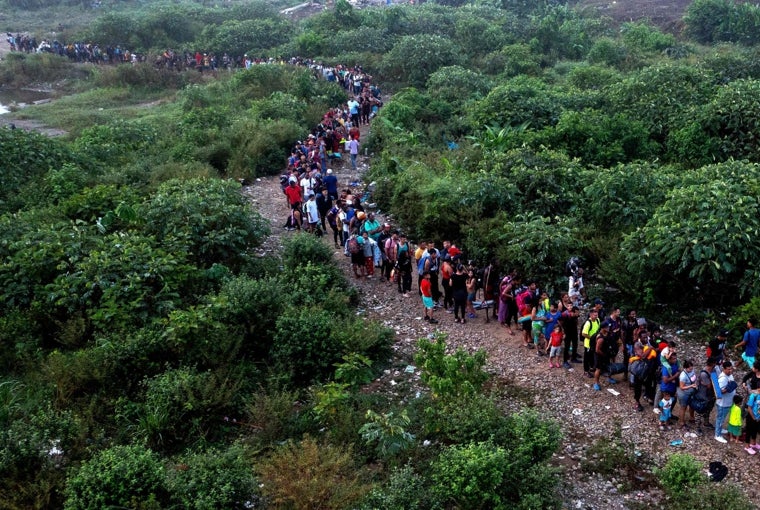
[
  {"xmin": 718, "ymin": 329, "xmax": 729, "ymax": 336},
  {"xmin": 594, "ymin": 298, "xmax": 605, "ymax": 305}
]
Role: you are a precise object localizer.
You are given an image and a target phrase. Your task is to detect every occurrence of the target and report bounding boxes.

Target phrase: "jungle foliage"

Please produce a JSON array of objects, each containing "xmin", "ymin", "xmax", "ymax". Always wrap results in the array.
[{"xmin": 1, "ymin": 0, "xmax": 760, "ymax": 507}]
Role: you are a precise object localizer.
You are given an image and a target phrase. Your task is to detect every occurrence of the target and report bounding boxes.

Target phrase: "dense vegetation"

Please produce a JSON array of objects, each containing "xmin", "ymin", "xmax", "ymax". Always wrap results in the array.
[{"xmin": 2, "ymin": 0, "xmax": 760, "ymax": 507}]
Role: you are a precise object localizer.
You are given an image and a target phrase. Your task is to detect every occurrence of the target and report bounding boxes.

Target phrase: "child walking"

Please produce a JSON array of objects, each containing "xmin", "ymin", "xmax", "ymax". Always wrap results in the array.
[
  {"xmin": 466, "ymin": 270, "xmax": 478, "ymax": 319},
  {"xmin": 658, "ymin": 390, "xmax": 674, "ymax": 431},
  {"xmin": 420, "ymin": 271, "xmax": 438, "ymax": 324},
  {"xmin": 549, "ymin": 323, "xmax": 564, "ymax": 368},
  {"xmin": 728, "ymin": 394, "xmax": 744, "ymax": 443}
]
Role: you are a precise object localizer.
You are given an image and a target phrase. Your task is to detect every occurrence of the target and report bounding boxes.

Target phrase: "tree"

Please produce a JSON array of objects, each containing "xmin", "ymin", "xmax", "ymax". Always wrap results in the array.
[{"xmin": 380, "ymin": 34, "xmax": 464, "ymax": 87}]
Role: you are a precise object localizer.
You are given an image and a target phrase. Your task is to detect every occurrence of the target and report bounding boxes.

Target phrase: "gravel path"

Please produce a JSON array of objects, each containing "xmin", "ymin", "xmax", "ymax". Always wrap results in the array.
[{"xmin": 245, "ymin": 133, "xmax": 757, "ymax": 509}]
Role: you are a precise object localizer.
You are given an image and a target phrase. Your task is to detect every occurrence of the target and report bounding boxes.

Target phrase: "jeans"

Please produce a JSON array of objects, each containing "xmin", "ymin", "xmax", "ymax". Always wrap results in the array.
[
  {"xmin": 350, "ymin": 152, "xmax": 357, "ymax": 170},
  {"xmin": 715, "ymin": 404, "xmax": 731, "ymax": 437}
]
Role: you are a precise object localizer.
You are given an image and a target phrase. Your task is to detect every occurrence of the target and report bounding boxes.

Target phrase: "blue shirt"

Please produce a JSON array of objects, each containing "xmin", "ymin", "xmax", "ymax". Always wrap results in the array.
[
  {"xmin": 660, "ymin": 361, "xmax": 680, "ymax": 394},
  {"xmin": 744, "ymin": 328, "xmax": 760, "ymax": 357}
]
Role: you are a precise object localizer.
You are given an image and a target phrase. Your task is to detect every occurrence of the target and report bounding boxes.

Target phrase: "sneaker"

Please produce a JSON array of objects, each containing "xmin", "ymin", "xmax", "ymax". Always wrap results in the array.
[
  {"xmin": 585, "ymin": 372, "xmax": 593, "ymax": 378},
  {"xmin": 454, "ymin": 318, "xmax": 460, "ymax": 324},
  {"xmin": 751, "ymin": 444, "xmax": 760, "ymax": 450},
  {"xmin": 715, "ymin": 436, "xmax": 728, "ymax": 444},
  {"xmin": 607, "ymin": 378, "xmax": 617, "ymax": 385},
  {"xmin": 571, "ymin": 358, "xmax": 583, "ymax": 364},
  {"xmin": 563, "ymin": 362, "xmax": 572, "ymax": 369},
  {"xmin": 461, "ymin": 319, "xmax": 467, "ymax": 324},
  {"xmin": 635, "ymin": 404, "xmax": 644, "ymax": 412},
  {"xmin": 424, "ymin": 316, "xmax": 430, "ymax": 322},
  {"xmin": 429, "ymin": 319, "xmax": 439, "ymax": 324},
  {"xmin": 549, "ymin": 363, "xmax": 554, "ymax": 369},
  {"xmin": 721, "ymin": 428, "xmax": 729, "ymax": 435},
  {"xmin": 745, "ymin": 447, "xmax": 757, "ymax": 455},
  {"xmin": 593, "ymin": 383, "xmax": 601, "ymax": 391}
]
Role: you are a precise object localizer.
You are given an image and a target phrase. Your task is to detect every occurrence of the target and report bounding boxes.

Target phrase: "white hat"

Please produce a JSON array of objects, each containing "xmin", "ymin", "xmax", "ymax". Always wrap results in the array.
[{"xmin": 326, "ymin": 169, "xmax": 333, "ymax": 174}]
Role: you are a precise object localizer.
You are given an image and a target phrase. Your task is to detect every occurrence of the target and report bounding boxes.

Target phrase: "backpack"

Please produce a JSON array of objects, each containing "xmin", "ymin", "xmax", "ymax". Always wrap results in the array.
[
  {"xmin": 347, "ymin": 237, "xmax": 360, "ymax": 254},
  {"xmin": 629, "ymin": 359, "xmax": 650, "ymax": 381},
  {"xmin": 603, "ymin": 335, "xmax": 619, "ymax": 359}
]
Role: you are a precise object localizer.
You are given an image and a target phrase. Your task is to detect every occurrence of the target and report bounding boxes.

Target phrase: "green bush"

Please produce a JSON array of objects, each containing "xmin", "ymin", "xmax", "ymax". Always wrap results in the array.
[
  {"xmin": 227, "ymin": 118, "xmax": 304, "ymax": 178},
  {"xmin": 271, "ymin": 307, "xmax": 345, "ymax": 387},
  {"xmin": 0, "ymin": 128, "xmax": 82, "ymax": 214},
  {"xmin": 422, "ymin": 392, "xmax": 512, "ymax": 446},
  {"xmin": 360, "ymin": 464, "xmax": 428, "ymax": 510},
  {"xmin": 430, "ymin": 441, "xmax": 512, "ymax": 509},
  {"xmin": 621, "ymin": 162, "xmax": 760, "ymax": 300},
  {"xmin": 167, "ymin": 443, "xmax": 258, "ymax": 509},
  {"xmin": 381, "ymin": 34, "xmax": 464, "ymax": 87},
  {"xmin": 415, "ymin": 333, "xmax": 489, "ymax": 399},
  {"xmin": 142, "ymin": 178, "xmax": 269, "ymax": 268},
  {"xmin": 73, "ymin": 120, "xmax": 158, "ymax": 170},
  {"xmin": 656, "ymin": 453, "xmax": 703, "ymax": 499},
  {"xmin": 281, "ymin": 233, "xmax": 336, "ymax": 271},
  {"xmin": 136, "ymin": 366, "xmax": 244, "ymax": 450},
  {"xmin": 64, "ymin": 444, "xmax": 168, "ymax": 510}
]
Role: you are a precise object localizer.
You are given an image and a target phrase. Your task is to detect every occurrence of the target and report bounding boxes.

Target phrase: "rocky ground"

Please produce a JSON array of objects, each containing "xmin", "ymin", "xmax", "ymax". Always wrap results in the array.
[{"xmin": 245, "ymin": 131, "xmax": 760, "ymax": 509}]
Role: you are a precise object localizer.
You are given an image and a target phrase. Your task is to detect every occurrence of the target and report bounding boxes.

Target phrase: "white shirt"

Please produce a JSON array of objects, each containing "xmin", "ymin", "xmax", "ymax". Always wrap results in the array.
[{"xmin": 306, "ymin": 199, "xmax": 319, "ymax": 224}]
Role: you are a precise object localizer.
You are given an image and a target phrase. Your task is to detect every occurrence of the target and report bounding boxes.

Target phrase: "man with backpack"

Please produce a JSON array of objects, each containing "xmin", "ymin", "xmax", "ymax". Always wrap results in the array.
[
  {"xmin": 592, "ymin": 322, "xmax": 619, "ymax": 391},
  {"xmin": 581, "ymin": 309, "xmax": 601, "ymax": 379}
]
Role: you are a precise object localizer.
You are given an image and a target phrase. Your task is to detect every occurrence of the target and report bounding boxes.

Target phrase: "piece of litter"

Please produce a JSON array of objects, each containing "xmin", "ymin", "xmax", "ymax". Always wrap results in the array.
[
  {"xmin": 404, "ymin": 365, "xmax": 416, "ymax": 373},
  {"xmin": 669, "ymin": 439, "xmax": 684, "ymax": 447},
  {"xmin": 607, "ymin": 388, "xmax": 620, "ymax": 396},
  {"xmin": 684, "ymin": 432, "xmax": 698, "ymax": 438},
  {"xmin": 605, "ymin": 406, "xmax": 611, "ymax": 410},
  {"xmin": 389, "ymin": 380, "xmax": 397, "ymax": 386},
  {"xmin": 572, "ymin": 408, "xmax": 583, "ymax": 416},
  {"xmin": 621, "ymin": 425, "xmax": 631, "ymax": 429}
]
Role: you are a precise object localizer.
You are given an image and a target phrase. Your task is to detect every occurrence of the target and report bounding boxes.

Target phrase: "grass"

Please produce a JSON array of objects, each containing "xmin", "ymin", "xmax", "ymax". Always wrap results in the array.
[{"xmin": 7, "ymin": 86, "xmax": 178, "ymax": 138}]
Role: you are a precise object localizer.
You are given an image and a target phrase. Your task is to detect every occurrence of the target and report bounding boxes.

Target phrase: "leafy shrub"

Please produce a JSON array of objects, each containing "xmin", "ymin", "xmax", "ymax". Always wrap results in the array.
[
  {"xmin": 281, "ymin": 233, "xmax": 336, "ymax": 271},
  {"xmin": 548, "ymin": 108, "xmax": 657, "ymax": 166},
  {"xmin": 359, "ymin": 464, "xmax": 427, "ymax": 510},
  {"xmin": 470, "ymin": 76, "xmax": 562, "ymax": 130},
  {"xmin": 0, "ymin": 128, "xmax": 82, "ymax": 214},
  {"xmin": 46, "ymin": 232, "xmax": 198, "ymax": 335},
  {"xmin": 64, "ymin": 444, "xmax": 168, "ymax": 510},
  {"xmin": 656, "ymin": 453, "xmax": 703, "ymax": 499},
  {"xmin": 430, "ymin": 441, "xmax": 512, "ymax": 509},
  {"xmin": 143, "ymin": 178, "xmax": 269, "ymax": 268},
  {"xmin": 244, "ymin": 388, "xmax": 306, "ymax": 445},
  {"xmin": 227, "ymin": 118, "xmax": 304, "ymax": 178},
  {"xmin": 137, "ymin": 366, "xmax": 243, "ymax": 450},
  {"xmin": 422, "ymin": 392, "xmax": 512, "ymax": 446},
  {"xmin": 621, "ymin": 21, "xmax": 677, "ymax": 54},
  {"xmin": 381, "ymin": 34, "xmax": 464, "ymax": 87},
  {"xmin": 167, "ymin": 443, "xmax": 259, "ymax": 510},
  {"xmin": 203, "ymin": 18, "xmax": 293, "ymax": 56},
  {"xmin": 415, "ymin": 333, "xmax": 489, "ymax": 399},
  {"xmin": 73, "ymin": 120, "xmax": 157, "ymax": 170},
  {"xmin": 271, "ymin": 307, "xmax": 345, "ymax": 387},
  {"xmin": 213, "ymin": 275, "xmax": 287, "ymax": 357},
  {"xmin": 250, "ymin": 92, "xmax": 307, "ymax": 125},
  {"xmin": 359, "ymin": 409, "xmax": 415, "ymax": 459},
  {"xmin": 427, "ymin": 66, "xmax": 492, "ymax": 106},
  {"xmin": 566, "ymin": 63, "xmax": 621, "ymax": 90},
  {"xmin": 257, "ymin": 436, "xmax": 370, "ymax": 510},
  {"xmin": 621, "ymin": 162, "xmax": 760, "ymax": 301}
]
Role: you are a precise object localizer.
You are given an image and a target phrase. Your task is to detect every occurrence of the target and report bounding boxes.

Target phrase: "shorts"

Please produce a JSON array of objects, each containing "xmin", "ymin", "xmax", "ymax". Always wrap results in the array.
[
  {"xmin": 549, "ymin": 346, "xmax": 563, "ymax": 358},
  {"xmin": 728, "ymin": 424, "xmax": 742, "ymax": 436},
  {"xmin": 594, "ymin": 353, "xmax": 609, "ymax": 373},
  {"xmin": 467, "ymin": 292, "xmax": 476, "ymax": 302},
  {"xmin": 422, "ymin": 296, "xmax": 434, "ymax": 310},
  {"xmin": 351, "ymin": 252, "xmax": 365, "ymax": 265},
  {"xmin": 677, "ymin": 389, "xmax": 695, "ymax": 408},
  {"xmin": 742, "ymin": 353, "xmax": 756, "ymax": 368}
]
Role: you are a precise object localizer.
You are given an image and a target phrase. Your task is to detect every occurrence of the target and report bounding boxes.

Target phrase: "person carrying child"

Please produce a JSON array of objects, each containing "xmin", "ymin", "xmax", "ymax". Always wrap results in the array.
[{"xmin": 548, "ymin": 323, "xmax": 564, "ymax": 369}]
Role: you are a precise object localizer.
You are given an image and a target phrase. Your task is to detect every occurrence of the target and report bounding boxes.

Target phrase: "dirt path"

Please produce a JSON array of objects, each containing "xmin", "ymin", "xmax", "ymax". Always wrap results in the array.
[{"xmin": 244, "ymin": 120, "xmax": 760, "ymax": 507}]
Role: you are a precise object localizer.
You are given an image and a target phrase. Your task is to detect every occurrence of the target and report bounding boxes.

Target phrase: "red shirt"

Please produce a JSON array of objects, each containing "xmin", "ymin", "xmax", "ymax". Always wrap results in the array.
[
  {"xmin": 550, "ymin": 330, "xmax": 564, "ymax": 347},
  {"xmin": 284, "ymin": 185, "xmax": 302, "ymax": 205},
  {"xmin": 420, "ymin": 278, "xmax": 432, "ymax": 298}
]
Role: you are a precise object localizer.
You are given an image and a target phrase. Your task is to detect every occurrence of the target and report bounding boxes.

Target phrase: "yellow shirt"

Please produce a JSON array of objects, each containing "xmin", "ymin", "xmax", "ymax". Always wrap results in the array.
[
  {"xmin": 582, "ymin": 318, "xmax": 600, "ymax": 350},
  {"xmin": 729, "ymin": 404, "xmax": 743, "ymax": 427}
]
